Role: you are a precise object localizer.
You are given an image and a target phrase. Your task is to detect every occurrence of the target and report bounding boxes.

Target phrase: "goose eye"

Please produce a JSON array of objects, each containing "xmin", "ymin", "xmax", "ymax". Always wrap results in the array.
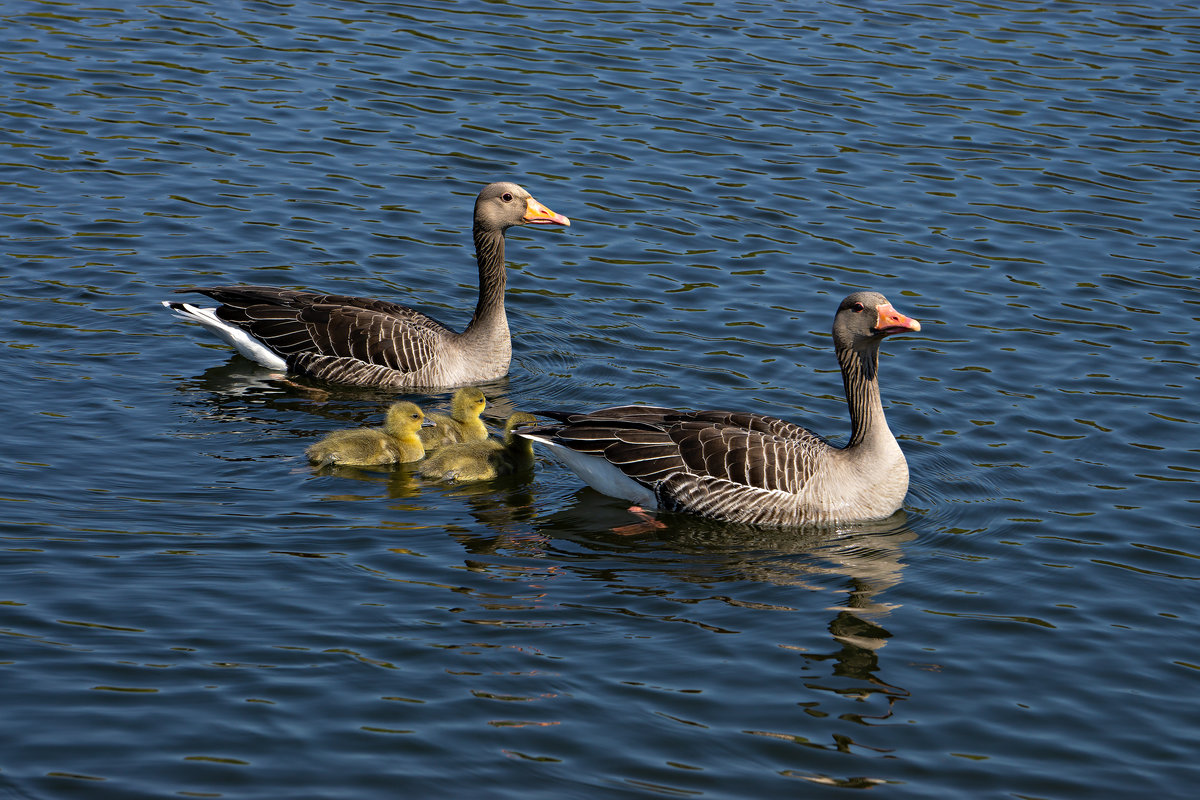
[
  {"xmin": 501, "ymin": 192, "xmax": 514, "ymax": 202},
  {"xmin": 852, "ymin": 302, "xmax": 865, "ymax": 312}
]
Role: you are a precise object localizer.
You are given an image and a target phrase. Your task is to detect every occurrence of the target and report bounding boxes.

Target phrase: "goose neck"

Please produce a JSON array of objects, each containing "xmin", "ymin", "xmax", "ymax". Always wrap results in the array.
[
  {"xmin": 838, "ymin": 343, "xmax": 888, "ymax": 449},
  {"xmin": 467, "ymin": 224, "xmax": 508, "ymax": 330}
]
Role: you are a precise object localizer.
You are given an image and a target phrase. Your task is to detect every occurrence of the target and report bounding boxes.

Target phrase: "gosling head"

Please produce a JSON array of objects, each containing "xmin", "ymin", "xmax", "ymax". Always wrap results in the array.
[
  {"xmin": 503, "ymin": 411, "xmax": 541, "ymax": 441},
  {"xmin": 450, "ymin": 387, "xmax": 487, "ymax": 421},
  {"xmin": 382, "ymin": 402, "xmax": 426, "ymax": 436}
]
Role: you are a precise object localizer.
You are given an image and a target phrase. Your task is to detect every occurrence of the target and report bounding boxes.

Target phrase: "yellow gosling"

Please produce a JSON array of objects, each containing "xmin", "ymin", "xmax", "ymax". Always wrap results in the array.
[
  {"xmin": 306, "ymin": 402, "xmax": 426, "ymax": 467},
  {"xmin": 419, "ymin": 387, "xmax": 488, "ymax": 450},
  {"xmin": 420, "ymin": 412, "xmax": 539, "ymax": 483}
]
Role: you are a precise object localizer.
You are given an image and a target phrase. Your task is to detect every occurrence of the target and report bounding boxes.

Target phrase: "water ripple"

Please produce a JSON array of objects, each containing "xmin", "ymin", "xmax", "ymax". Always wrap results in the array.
[{"xmin": 3, "ymin": 0, "xmax": 1200, "ymax": 797}]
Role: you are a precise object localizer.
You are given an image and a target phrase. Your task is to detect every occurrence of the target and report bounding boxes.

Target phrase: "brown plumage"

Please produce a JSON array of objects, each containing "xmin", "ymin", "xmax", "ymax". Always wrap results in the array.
[
  {"xmin": 305, "ymin": 402, "xmax": 427, "ymax": 467},
  {"xmin": 419, "ymin": 387, "xmax": 488, "ymax": 451},
  {"xmin": 420, "ymin": 412, "xmax": 539, "ymax": 483},
  {"xmin": 520, "ymin": 292, "xmax": 922, "ymax": 527},
  {"xmin": 162, "ymin": 182, "xmax": 570, "ymax": 389}
]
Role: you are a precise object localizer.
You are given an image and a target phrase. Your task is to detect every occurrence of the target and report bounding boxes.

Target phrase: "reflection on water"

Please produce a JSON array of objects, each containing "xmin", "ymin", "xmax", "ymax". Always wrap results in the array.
[
  {"xmin": 664, "ymin": 520, "xmax": 916, "ymax": 742},
  {"xmin": 435, "ymin": 502, "xmax": 920, "ymax": 788}
]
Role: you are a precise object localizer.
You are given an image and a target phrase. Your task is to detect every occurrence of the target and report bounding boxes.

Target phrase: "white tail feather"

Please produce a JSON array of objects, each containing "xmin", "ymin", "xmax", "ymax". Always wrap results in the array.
[
  {"xmin": 162, "ymin": 301, "xmax": 287, "ymax": 370},
  {"xmin": 521, "ymin": 434, "xmax": 658, "ymax": 507}
]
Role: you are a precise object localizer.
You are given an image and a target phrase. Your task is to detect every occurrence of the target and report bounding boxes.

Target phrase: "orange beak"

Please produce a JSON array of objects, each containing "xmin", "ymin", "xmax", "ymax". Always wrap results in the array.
[
  {"xmin": 523, "ymin": 196, "xmax": 571, "ymax": 227},
  {"xmin": 873, "ymin": 302, "xmax": 921, "ymax": 335}
]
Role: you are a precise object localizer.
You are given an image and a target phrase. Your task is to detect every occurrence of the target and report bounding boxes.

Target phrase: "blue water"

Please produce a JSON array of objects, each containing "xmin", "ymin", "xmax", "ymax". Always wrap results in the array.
[{"xmin": 2, "ymin": 0, "xmax": 1199, "ymax": 797}]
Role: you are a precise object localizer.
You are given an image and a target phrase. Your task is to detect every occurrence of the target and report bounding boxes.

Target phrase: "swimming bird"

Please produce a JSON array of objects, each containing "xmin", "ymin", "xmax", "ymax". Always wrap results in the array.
[
  {"xmin": 163, "ymin": 181, "xmax": 570, "ymax": 389},
  {"xmin": 420, "ymin": 412, "xmax": 539, "ymax": 483},
  {"xmin": 419, "ymin": 387, "xmax": 488, "ymax": 450},
  {"xmin": 519, "ymin": 291, "xmax": 921, "ymax": 527},
  {"xmin": 306, "ymin": 401, "xmax": 427, "ymax": 467}
]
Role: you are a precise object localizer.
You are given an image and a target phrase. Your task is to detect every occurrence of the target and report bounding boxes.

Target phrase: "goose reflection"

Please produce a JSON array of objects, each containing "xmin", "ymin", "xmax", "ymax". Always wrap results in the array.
[
  {"xmin": 173, "ymin": 358, "xmax": 514, "ymax": 420},
  {"xmin": 452, "ymin": 490, "xmax": 916, "ymax": 736}
]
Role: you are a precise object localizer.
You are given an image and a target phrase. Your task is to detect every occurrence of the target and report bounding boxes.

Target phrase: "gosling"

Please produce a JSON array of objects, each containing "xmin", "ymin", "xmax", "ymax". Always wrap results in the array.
[
  {"xmin": 420, "ymin": 412, "xmax": 539, "ymax": 483},
  {"xmin": 419, "ymin": 387, "xmax": 488, "ymax": 450},
  {"xmin": 306, "ymin": 402, "xmax": 427, "ymax": 467}
]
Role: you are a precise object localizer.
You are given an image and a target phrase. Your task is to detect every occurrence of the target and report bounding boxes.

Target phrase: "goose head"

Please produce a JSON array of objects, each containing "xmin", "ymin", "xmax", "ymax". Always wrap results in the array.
[
  {"xmin": 832, "ymin": 291, "xmax": 921, "ymax": 354},
  {"xmin": 475, "ymin": 182, "xmax": 571, "ymax": 232}
]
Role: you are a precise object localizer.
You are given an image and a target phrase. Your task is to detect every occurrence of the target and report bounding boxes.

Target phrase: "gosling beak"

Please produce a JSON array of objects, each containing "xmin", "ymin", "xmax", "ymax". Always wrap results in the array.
[
  {"xmin": 873, "ymin": 302, "xmax": 921, "ymax": 335},
  {"xmin": 523, "ymin": 196, "xmax": 571, "ymax": 227}
]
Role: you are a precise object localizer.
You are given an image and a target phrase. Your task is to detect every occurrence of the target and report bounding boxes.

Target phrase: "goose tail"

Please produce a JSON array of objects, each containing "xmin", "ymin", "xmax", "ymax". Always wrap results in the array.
[{"xmin": 161, "ymin": 300, "xmax": 288, "ymax": 370}]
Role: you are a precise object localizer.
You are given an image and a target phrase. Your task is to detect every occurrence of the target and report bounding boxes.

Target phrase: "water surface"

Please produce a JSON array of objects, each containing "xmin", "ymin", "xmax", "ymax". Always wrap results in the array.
[{"xmin": 2, "ymin": 1, "xmax": 1198, "ymax": 797}]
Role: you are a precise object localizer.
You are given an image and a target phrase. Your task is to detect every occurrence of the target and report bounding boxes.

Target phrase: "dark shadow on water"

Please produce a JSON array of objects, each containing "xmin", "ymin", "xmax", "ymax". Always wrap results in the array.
[
  {"xmin": 307, "ymin": 461, "xmax": 425, "ymax": 500},
  {"xmin": 510, "ymin": 487, "xmax": 915, "ymax": 719},
  {"xmin": 414, "ymin": 469, "xmax": 540, "ymax": 534},
  {"xmin": 171, "ymin": 356, "xmax": 525, "ymax": 435},
  {"xmin": 304, "ymin": 454, "xmax": 542, "ymax": 536},
  {"xmin": 175, "ymin": 356, "xmax": 296, "ymax": 398},
  {"xmin": 497, "ymin": 489, "xmax": 919, "ymax": 751},
  {"xmin": 176, "ymin": 356, "xmax": 517, "ymax": 407}
]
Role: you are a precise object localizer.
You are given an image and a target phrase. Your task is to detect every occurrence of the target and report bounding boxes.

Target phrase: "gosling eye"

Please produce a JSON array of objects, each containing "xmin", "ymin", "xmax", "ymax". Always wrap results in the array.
[{"xmin": 501, "ymin": 192, "xmax": 514, "ymax": 202}]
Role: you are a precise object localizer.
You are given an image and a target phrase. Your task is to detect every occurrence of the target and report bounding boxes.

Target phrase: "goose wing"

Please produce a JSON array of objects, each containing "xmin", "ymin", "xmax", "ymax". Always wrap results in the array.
[
  {"xmin": 179, "ymin": 286, "xmax": 450, "ymax": 376},
  {"xmin": 531, "ymin": 407, "xmax": 834, "ymax": 517}
]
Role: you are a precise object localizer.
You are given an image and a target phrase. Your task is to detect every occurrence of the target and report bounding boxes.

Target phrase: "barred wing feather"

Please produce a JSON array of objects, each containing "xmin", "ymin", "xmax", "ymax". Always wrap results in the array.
[
  {"xmin": 286, "ymin": 353, "xmax": 434, "ymax": 388},
  {"xmin": 531, "ymin": 408, "xmax": 836, "ymax": 516},
  {"xmin": 185, "ymin": 285, "xmax": 449, "ymax": 377}
]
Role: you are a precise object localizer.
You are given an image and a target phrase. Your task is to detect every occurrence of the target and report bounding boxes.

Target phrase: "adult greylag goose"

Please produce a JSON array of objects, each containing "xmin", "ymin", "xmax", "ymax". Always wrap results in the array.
[
  {"xmin": 419, "ymin": 387, "xmax": 488, "ymax": 450},
  {"xmin": 520, "ymin": 292, "xmax": 921, "ymax": 527},
  {"xmin": 306, "ymin": 401, "xmax": 427, "ymax": 467},
  {"xmin": 162, "ymin": 182, "xmax": 570, "ymax": 389},
  {"xmin": 420, "ymin": 412, "xmax": 539, "ymax": 483}
]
